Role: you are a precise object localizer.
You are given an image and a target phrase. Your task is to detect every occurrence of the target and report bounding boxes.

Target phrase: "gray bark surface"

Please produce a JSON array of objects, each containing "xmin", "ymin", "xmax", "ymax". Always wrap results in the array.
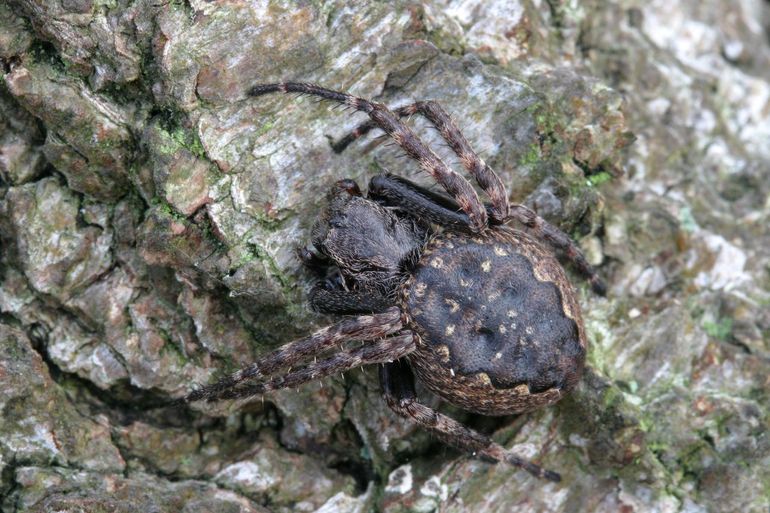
[{"xmin": 1, "ymin": 1, "xmax": 768, "ymax": 512}]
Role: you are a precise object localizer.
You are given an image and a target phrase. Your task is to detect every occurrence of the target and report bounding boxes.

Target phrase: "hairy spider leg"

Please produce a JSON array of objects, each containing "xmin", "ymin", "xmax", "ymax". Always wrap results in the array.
[
  {"xmin": 296, "ymin": 246, "xmax": 334, "ymax": 279},
  {"xmin": 368, "ymin": 174, "xmax": 471, "ymax": 229},
  {"xmin": 380, "ymin": 360, "xmax": 561, "ymax": 482},
  {"xmin": 331, "ymin": 98, "xmax": 606, "ymax": 294},
  {"xmin": 297, "ymin": 246, "xmax": 392, "ymax": 314},
  {"xmin": 507, "ymin": 205, "xmax": 607, "ymax": 296},
  {"xmin": 331, "ymin": 104, "xmax": 417, "ymax": 153},
  {"xmin": 215, "ymin": 333, "xmax": 415, "ymax": 401},
  {"xmin": 370, "ymin": 174, "xmax": 606, "ymax": 295},
  {"xmin": 298, "ymin": 249, "xmax": 392, "ymax": 314},
  {"xmin": 248, "ymin": 83, "xmax": 488, "ymax": 232},
  {"xmin": 370, "ymin": 173, "xmax": 607, "ymax": 295},
  {"xmin": 177, "ymin": 307, "xmax": 403, "ymax": 404},
  {"xmin": 308, "ymin": 286, "xmax": 392, "ymax": 315},
  {"xmin": 335, "ymin": 101, "xmax": 510, "ymax": 222}
]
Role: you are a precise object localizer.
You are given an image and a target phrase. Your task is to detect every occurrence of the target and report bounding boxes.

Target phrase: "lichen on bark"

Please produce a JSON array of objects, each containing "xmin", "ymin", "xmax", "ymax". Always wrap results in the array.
[{"xmin": 1, "ymin": 1, "xmax": 769, "ymax": 512}]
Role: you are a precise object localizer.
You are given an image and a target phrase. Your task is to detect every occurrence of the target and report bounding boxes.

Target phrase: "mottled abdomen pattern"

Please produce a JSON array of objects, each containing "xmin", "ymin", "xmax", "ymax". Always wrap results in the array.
[{"xmin": 402, "ymin": 229, "xmax": 586, "ymax": 416}]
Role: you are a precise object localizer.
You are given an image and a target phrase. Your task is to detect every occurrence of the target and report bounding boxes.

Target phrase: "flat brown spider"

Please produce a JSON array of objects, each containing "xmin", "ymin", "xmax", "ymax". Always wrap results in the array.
[{"xmin": 179, "ymin": 83, "xmax": 606, "ymax": 482}]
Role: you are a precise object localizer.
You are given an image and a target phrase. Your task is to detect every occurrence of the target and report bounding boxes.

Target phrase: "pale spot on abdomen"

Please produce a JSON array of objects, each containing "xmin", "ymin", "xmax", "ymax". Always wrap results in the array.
[{"xmin": 404, "ymin": 231, "xmax": 583, "ymax": 393}]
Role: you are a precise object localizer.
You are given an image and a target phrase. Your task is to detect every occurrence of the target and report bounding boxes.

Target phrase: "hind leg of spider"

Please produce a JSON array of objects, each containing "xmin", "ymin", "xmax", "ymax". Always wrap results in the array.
[
  {"xmin": 215, "ymin": 333, "xmax": 416, "ymax": 401},
  {"xmin": 249, "ymin": 83, "xmax": 488, "ymax": 231},
  {"xmin": 176, "ymin": 307, "xmax": 404, "ymax": 405},
  {"xmin": 508, "ymin": 204, "xmax": 607, "ymax": 296},
  {"xmin": 338, "ymin": 101, "xmax": 510, "ymax": 222},
  {"xmin": 380, "ymin": 360, "xmax": 561, "ymax": 482}
]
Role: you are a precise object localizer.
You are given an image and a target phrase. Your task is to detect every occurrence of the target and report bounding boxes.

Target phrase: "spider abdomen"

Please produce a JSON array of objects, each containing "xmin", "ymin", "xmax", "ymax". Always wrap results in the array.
[{"xmin": 401, "ymin": 229, "xmax": 587, "ymax": 416}]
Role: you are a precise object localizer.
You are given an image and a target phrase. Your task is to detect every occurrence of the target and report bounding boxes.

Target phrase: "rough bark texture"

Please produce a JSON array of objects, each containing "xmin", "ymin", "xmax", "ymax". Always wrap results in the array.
[{"xmin": 1, "ymin": 1, "xmax": 768, "ymax": 512}]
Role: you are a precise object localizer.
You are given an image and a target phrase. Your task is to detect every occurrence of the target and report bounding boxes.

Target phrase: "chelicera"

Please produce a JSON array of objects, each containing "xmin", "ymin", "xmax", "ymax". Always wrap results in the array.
[{"xmin": 180, "ymin": 83, "xmax": 606, "ymax": 482}]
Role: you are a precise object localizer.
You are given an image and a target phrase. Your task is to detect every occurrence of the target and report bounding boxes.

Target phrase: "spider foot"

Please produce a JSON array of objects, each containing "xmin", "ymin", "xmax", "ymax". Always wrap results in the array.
[{"xmin": 502, "ymin": 450, "xmax": 561, "ymax": 482}]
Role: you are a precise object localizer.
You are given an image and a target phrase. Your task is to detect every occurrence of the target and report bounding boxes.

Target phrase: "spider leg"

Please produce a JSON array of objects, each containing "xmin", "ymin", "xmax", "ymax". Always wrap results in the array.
[
  {"xmin": 380, "ymin": 360, "xmax": 561, "ymax": 482},
  {"xmin": 249, "ymin": 83, "xmax": 488, "ymax": 232},
  {"xmin": 331, "ymin": 104, "xmax": 416, "ymax": 154},
  {"xmin": 308, "ymin": 286, "xmax": 392, "ymax": 315},
  {"xmin": 367, "ymin": 174, "xmax": 606, "ymax": 295},
  {"xmin": 298, "ymin": 207, "xmax": 395, "ymax": 315},
  {"xmin": 296, "ymin": 246, "xmax": 333, "ymax": 279},
  {"xmin": 216, "ymin": 333, "xmax": 415, "ymax": 401},
  {"xmin": 508, "ymin": 205, "xmax": 607, "ymax": 296},
  {"xmin": 368, "ymin": 173, "xmax": 472, "ymax": 230},
  {"xmin": 338, "ymin": 101, "xmax": 510, "ymax": 223},
  {"xmin": 177, "ymin": 307, "xmax": 403, "ymax": 404},
  {"xmin": 298, "ymin": 247, "xmax": 389, "ymax": 314}
]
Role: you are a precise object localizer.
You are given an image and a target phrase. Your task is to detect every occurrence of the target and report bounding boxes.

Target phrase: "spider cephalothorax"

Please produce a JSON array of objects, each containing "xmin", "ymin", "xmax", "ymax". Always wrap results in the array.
[{"xmin": 179, "ymin": 83, "xmax": 606, "ymax": 482}]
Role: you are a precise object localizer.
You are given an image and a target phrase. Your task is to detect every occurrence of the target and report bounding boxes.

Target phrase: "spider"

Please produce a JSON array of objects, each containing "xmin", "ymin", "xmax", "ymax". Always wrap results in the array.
[{"xmin": 178, "ymin": 82, "xmax": 606, "ymax": 482}]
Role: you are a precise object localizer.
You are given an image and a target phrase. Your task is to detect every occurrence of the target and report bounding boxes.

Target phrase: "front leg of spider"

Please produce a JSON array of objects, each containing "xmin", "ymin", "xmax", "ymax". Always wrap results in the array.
[
  {"xmin": 334, "ymin": 94, "xmax": 607, "ymax": 295},
  {"xmin": 179, "ymin": 82, "xmax": 607, "ymax": 483}
]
